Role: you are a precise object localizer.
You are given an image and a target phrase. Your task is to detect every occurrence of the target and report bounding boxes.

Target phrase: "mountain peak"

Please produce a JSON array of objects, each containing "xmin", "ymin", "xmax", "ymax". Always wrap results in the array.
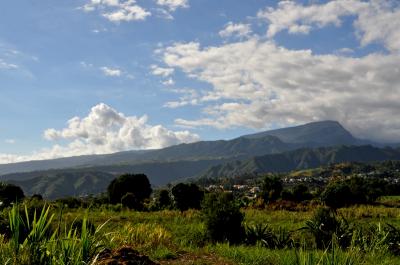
[{"xmin": 243, "ymin": 120, "xmax": 356, "ymax": 146}]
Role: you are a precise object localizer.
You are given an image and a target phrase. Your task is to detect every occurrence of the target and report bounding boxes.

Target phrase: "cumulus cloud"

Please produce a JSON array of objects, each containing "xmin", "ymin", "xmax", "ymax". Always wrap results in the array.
[
  {"xmin": 219, "ymin": 22, "xmax": 252, "ymax": 39},
  {"xmin": 156, "ymin": 0, "xmax": 189, "ymax": 11},
  {"xmin": 81, "ymin": 0, "xmax": 190, "ymax": 21},
  {"xmin": 258, "ymin": 0, "xmax": 366, "ymax": 38},
  {"xmin": 159, "ymin": 37, "xmax": 400, "ymax": 142},
  {"xmin": 258, "ymin": 0, "xmax": 400, "ymax": 52},
  {"xmin": 354, "ymin": 1, "xmax": 400, "ymax": 52},
  {"xmin": 0, "ymin": 103, "xmax": 199, "ymax": 164},
  {"xmin": 100, "ymin": 66, "xmax": 122, "ymax": 76},
  {"xmin": 82, "ymin": 0, "xmax": 151, "ymax": 22}
]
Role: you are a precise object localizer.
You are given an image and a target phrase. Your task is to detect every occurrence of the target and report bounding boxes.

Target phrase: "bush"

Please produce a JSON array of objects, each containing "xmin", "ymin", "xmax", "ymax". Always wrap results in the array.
[
  {"xmin": 56, "ymin": 197, "xmax": 83, "ymax": 208},
  {"xmin": 261, "ymin": 176, "xmax": 282, "ymax": 203},
  {"xmin": 320, "ymin": 181, "xmax": 352, "ymax": 209},
  {"xmin": 303, "ymin": 207, "xmax": 353, "ymax": 249},
  {"xmin": 171, "ymin": 183, "xmax": 204, "ymax": 211},
  {"xmin": 321, "ymin": 177, "xmax": 387, "ymax": 208},
  {"xmin": 202, "ymin": 192, "xmax": 244, "ymax": 244},
  {"xmin": 245, "ymin": 224, "xmax": 293, "ymax": 249}
]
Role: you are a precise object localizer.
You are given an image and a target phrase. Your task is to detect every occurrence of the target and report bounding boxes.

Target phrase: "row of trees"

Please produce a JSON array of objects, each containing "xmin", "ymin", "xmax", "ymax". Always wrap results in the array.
[
  {"xmin": 107, "ymin": 173, "xmax": 204, "ymax": 211},
  {"xmin": 2, "ymin": 173, "xmax": 398, "ymax": 211}
]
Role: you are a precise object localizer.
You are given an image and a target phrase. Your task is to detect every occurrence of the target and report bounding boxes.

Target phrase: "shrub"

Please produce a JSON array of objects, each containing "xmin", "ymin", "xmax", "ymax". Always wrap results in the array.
[
  {"xmin": 31, "ymin": 194, "xmax": 43, "ymax": 201},
  {"xmin": 56, "ymin": 197, "xmax": 83, "ymax": 208},
  {"xmin": 303, "ymin": 207, "xmax": 353, "ymax": 249},
  {"xmin": 245, "ymin": 224, "xmax": 293, "ymax": 249},
  {"xmin": 202, "ymin": 192, "xmax": 244, "ymax": 244},
  {"xmin": 320, "ymin": 181, "xmax": 352, "ymax": 209},
  {"xmin": 321, "ymin": 177, "xmax": 387, "ymax": 208},
  {"xmin": 261, "ymin": 176, "xmax": 282, "ymax": 203},
  {"xmin": 291, "ymin": 184, "xmax": 313, "ymax": 202}
]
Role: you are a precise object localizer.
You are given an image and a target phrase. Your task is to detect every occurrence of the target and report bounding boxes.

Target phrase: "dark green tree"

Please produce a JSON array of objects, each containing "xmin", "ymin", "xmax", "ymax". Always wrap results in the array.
[
  {"xmin": 291, "ymin": 184, "xmax": 312, "ymax": 202},
  {"xmin": 202, "ymin": 192, "xmax": 244, "ymax": 244},
  {"xmin": 0, "ymin": 183, "xmax": 24, "ymax": 207},
  {"xmin": 171, "ymin": 183, "xmax": 204, "ymax": 211},
  {"xmin": 262, "ymin": 176, "xmax": 283, "ymax": 203},
  {"xmin": 320, "ymin": 181, "xmax": 351, "ymax": 209},
  {"xmin": 121, "ymin": 192, "xmax": 142, "ymax": 210},
  {"xmin": 107, "ymin": 174, "xmax": 152, "ymax": 205},
  {"xmin": 155, "ymin": 189, "xmax": 172, "ymax": 210}
]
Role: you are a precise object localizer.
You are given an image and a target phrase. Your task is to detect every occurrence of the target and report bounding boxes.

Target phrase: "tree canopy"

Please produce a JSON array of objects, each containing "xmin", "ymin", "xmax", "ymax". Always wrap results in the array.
[
  {"xmin": 0, "ymin": 183, "xmax": 25, "ymax": 207},
  {"xmin": 107, "ymin": 174, "xmax": 152, "ymax": 205},
  {"xmin": 171, "ymin": 183, "xmax": 204, "ymax": 211}
]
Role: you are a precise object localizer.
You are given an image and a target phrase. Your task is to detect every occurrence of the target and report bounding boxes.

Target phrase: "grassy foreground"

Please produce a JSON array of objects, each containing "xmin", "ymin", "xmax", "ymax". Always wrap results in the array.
[{"xmin": 1, "ymin": 203, "xmax": 400, "ymax": 265}]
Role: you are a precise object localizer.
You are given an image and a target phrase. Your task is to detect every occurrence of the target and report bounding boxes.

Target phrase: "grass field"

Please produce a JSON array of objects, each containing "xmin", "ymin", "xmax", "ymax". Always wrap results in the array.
[{"xmin": 2, "ymin": 200, "xmax": 400, "ymax": 265}]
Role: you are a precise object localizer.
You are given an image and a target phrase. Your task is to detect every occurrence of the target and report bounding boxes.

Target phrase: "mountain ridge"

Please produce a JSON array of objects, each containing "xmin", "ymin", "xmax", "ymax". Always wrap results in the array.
[{"xmin": 0, "ymin": 120, "xmax": 382, "ymax": 175}]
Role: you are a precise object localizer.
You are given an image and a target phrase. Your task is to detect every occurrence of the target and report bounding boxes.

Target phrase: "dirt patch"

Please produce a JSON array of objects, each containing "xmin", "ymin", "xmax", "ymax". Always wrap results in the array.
[
  {"xmin": 95, "ymin": 246, "xmax": 159, "ymax": 265},
  {"xmin": 159, "ymin": 252, "xmax": 233, "ymax": 265}
]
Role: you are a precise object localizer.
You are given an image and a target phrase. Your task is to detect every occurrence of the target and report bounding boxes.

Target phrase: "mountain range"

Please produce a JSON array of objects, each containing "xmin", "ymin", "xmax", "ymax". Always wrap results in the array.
[{"xmin": 1, "ymin": 121, "xmax": 399, "ymax": 198}]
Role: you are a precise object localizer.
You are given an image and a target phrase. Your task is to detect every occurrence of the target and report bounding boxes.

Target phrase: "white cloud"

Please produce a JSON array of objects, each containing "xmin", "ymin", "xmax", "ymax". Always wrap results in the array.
[
  {"xmin": 354, "ymin": 1, "xmax": 400, "ymax": 52},
  {"xmin": 0, "ymin": 58, "xmax": 18, "ymax": 70},
  {"xmin": 100, "ymin": 66, "xmax": 122, "ymax": 76},
  {"xmin": 162, "ymin": 78, "xmax": 175, "ymax": 85},
  {"xmin": 156, "ymin": 0, "xmax": 189, "ymax": 11},
  {"xmin": 44, "ymin": 103, "xmax": 199, "ymax": 149},
  {"xmin": 80, "ymin": 61, "xmax": 94, "ymax": 68},
  {"xmin": 150, "ymin": 64, "xmax": 174, "ymax": 77},
  {"xmin": 336, "ymin": 47, "xmax": 354, "ymax": 55},
  {"xmin": 160, "ymin": 37, "xmax": 400, "ymax": 142},
  {"xmin": 164, "ymin": 88, "xmax": 199, "ymax": 108},
  {"xmin": 82, "ymin": 0, "xmax": 151, "ymax": 22},
  {"xmin": 257, "ymin": 0, "xmax": 367, "ymax": 38},
  {"xmin": 0, "ymin": 103, "xmax": 199, "ymax": 164},
  {"xmin": 219, "ymin": 22, "xmax": 252, "ymax": 39},
  {"xmin": 4, "ymin": 139, "xmax": 16, "ymax": 144},
  {"xmin": 257, "ymin": 0, "xmax": 400, "ymax": 52}
]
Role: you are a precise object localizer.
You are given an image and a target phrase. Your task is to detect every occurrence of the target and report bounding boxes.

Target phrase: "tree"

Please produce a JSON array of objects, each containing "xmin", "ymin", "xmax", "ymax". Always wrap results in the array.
[
  {"xmin": 107, "ymin": 174, "xmax": 152, "ymax": 206},
  {"xmin": 262, "ymin": 176, "xmax": 283, "ymax": 203},
  {"xmin": 320, "ymin": 181, "xmax": 352, "ymax": 209},
  {"xmin": 0, "ymin": 183, "xmax": 24, "ymax": 207},
  {"xmin": 121, "ymin": 192, "xmax": 142, "ymax": 210},
  {"xmin": 171, "ymin": 183, "xmax": 204, "ymax": 211},
  {"xmin": 202, "ymin": 192, "xmax": 244, "ymax": 244},
  {"xmin": 291, "ymin": 184, "xmax": 313, "ymax": 202},
  {"xmin": 155, "ymin": 189, "xmax": 172, "ymax": 210}
]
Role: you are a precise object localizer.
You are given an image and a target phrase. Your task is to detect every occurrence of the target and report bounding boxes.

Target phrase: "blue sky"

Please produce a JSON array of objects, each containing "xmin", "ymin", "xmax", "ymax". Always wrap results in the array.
[{"xmin": 1, "ymin": 0, "xmax": 400, "ymax": 163}]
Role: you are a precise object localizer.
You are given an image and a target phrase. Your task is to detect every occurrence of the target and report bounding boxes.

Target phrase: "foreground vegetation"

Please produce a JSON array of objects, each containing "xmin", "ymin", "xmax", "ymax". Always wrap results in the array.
[
  {"xmin": 1, "ymin": 201, "xmax": 400, "ymax": 265},
  {"xmin": 2, "ymin": 164, "xmax": 400, "ymax": 265}
]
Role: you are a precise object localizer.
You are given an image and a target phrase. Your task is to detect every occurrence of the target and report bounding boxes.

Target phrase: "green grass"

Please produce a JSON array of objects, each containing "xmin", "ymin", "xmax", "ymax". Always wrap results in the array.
[{"xmin": 2, "ymin": 204, "xmax": 400, "ymax": 264}]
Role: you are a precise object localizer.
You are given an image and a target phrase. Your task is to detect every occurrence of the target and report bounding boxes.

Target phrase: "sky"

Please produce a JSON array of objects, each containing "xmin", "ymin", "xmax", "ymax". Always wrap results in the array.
[{"xmin": 0, "ymin": 0, "xmax": 400, "ymax": 164}]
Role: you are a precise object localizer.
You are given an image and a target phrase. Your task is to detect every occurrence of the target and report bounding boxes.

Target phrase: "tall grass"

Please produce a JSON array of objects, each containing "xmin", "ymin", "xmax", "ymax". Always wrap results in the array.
[{"xmin": 1, "ymin": 204, "xmax": 107, "ymax": 265}]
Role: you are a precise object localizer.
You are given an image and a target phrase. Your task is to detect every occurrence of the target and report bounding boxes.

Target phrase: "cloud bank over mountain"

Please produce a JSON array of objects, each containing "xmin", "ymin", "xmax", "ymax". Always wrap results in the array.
[{"xmin": 159, "ymin": 0, "xmax": 400, "ymax": 142}]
